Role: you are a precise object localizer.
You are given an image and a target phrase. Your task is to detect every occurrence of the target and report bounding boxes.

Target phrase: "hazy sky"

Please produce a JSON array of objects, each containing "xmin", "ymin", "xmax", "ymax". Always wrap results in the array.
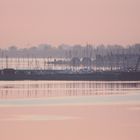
[{"xmin": 0, "ymin": 0, "xmax": 140, "ymax": 48}]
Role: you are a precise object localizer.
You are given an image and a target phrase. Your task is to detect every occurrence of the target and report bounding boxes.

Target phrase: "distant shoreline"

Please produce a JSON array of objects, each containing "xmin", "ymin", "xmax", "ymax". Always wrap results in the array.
[{"xmin": 0, "ymin": 71, "xmax": 140, "ymax": 81}]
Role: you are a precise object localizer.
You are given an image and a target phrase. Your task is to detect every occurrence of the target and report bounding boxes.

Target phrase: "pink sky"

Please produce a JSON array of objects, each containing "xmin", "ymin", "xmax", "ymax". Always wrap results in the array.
[{"xmin": 0, "ymin": 0, "xmax": 140, "ymax": 48}]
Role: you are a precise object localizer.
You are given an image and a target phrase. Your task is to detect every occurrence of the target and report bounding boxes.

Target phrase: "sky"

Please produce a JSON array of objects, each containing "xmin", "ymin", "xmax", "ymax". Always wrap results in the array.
[{"xmin": 0, "ymin": 0, "xmax": 140, "ymax": 48}]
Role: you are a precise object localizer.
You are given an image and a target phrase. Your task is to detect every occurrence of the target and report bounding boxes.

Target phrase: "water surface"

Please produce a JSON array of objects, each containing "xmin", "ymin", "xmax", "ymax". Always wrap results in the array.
[{"xmin": 0, "ymin": 81, "xmax": 140, "ymax": 140}]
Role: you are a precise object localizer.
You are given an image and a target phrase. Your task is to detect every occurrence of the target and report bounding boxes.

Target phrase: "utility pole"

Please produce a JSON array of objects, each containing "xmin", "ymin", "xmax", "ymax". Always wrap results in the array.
[{"xmin": 6, "ymin": 55, "xmax": 8, "ymax": 69}]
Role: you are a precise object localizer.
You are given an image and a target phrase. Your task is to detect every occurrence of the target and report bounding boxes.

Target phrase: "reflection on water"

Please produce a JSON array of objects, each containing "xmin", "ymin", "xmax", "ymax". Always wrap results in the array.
[{"xmin": 0, "ymin": 81, "xmax": 140, "ymax": 99}]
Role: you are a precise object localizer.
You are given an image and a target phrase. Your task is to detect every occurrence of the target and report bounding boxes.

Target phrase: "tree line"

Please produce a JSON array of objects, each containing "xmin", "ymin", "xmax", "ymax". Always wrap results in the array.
[{"xmin": 0, "ymin": 43, "xmax": 140, "ymax": 58}]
